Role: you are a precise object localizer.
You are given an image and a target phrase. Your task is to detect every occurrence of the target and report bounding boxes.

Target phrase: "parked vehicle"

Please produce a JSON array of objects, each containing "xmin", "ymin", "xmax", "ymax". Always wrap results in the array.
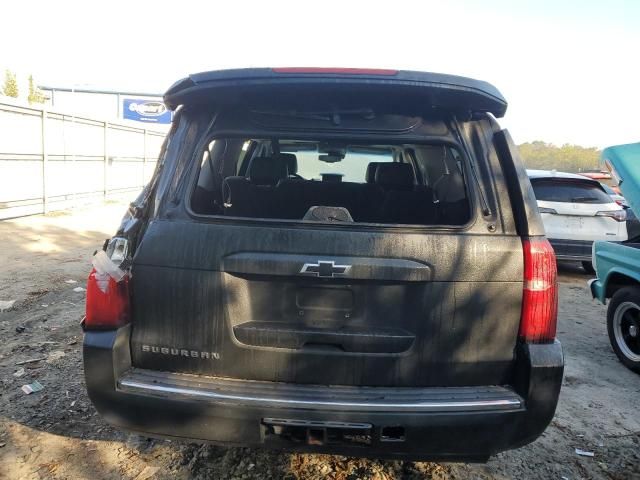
[
  {"xmin": 581, "ymin": 170, "xmax": 612, "ymax": 182},
  {"xmin": 82, "ymin": 68, "xmax": 563, "ymax": 461},
  {"xmin": 625, "ymin": 208, "xmax": 640, "ymax": 242},
  {"xmin": 528, "ymin": 170, "xmax": 628, "ymax": 273},
  {"xmin": 581, "ymin": 171, "xmax": 620, "ymax": 192},
  {"xmin": 591, "ymin": 142, "xmax": 640, "ymax": 373},
  {"xmin": 599, "ymin": 182, "xmax": 628, "ymax": 208},
  {"xmin": 598, "ymin": 182, "xmax": 640, "ymax": 241}
]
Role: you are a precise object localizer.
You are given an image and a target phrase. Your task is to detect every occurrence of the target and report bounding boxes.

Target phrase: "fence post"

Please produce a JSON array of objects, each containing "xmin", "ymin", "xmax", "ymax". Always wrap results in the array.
[
  {"xmin": 103, "ymin": 121, "xmax": 109, "ymax": 200},
  {"xmin": 41, "ymin": 109, "xmax": 48, "ymax": 214}
]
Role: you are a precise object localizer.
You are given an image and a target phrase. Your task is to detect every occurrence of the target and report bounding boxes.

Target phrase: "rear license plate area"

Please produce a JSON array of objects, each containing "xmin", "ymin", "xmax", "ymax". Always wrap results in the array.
[
  {"xmin": 262, "ymin": 418, "xmax": 372, "ymax": 447},
  {"xmin": 562, "ymin": 216, "xmax": 584, "ymax": 230},
  {"xmin": 294, "ymin": 287, "xmax": 354, "ymax": 329},
  {"xmin": 296, "ymin": 287, "xmax": 354, "ymax": 311}
]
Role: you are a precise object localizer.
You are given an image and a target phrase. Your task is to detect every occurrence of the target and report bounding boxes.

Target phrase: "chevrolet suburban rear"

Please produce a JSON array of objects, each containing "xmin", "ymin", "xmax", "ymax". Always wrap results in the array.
[{"xmin": 82, "ymin": 68, "xmax": 563, "ymax": 462}]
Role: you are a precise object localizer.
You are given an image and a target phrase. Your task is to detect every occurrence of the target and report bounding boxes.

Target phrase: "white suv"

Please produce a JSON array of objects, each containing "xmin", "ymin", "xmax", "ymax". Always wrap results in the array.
[{"xmin": 528, "ymin": 170, "xmax": 628, "ymax": 272}]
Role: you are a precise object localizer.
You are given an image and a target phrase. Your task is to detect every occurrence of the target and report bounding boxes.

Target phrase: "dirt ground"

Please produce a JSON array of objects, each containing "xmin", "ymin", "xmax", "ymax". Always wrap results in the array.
[{"xmin": 0, "ymin": 202, "xmax": 639, "ymax": 480}]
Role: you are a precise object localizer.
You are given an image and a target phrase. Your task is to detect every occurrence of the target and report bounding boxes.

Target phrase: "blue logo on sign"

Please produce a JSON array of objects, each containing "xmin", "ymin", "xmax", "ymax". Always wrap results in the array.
[{"xmin": 123, "ymin": 98, "xmax": 172, "ymax": 124}]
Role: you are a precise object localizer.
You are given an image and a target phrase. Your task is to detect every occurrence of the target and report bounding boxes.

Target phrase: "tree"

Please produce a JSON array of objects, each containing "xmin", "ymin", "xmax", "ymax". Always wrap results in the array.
[
  {"xmin": 27, "ymin": 74, "xmax": 45, "ymax": 104},
  {"xmin": 2, "ymin": 70, "xmax": 18, "ymax": 98},
  {"xmin": 517, "ymin": 141, "xmax": 601, "ymax": 173}
]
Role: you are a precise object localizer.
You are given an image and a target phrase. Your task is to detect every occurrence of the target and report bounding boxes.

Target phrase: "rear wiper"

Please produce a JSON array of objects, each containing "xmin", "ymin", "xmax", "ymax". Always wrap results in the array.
[
  {"xmin": 571, "ymin": 197, "xmax": 597, "ymax": 203},
  {"xmin": 252, "ymin": 109, "xmax": 375, "ymax": 126}
]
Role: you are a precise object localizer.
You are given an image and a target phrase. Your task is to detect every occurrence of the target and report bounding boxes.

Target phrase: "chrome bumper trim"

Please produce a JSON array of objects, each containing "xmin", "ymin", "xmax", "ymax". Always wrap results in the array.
[{"xmin": 118, "ymin": 369, "xmax": 523, "ymax": 413}]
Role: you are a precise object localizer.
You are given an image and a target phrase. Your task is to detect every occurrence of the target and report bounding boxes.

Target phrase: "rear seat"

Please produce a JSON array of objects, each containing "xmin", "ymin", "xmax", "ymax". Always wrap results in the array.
[
  {"xmin": 279, "ymin": 153, "xmax": 299, "ymax": 177},
  {"xmin": 223, "ymin": 156, "xmax": 288, "ymax": 217},
  {"xmin": 224, "ymin": 157, "xmax": 439, "ymax": 225},
  {"xmin": 276, "ymin": 179, "xmax": 384, "ymax": 221},
  {"xmin": 432, "ymin": 160, "xmax": 470, "ymax": 225},
  {"xmin": 374, "ymin": 163, "xmax": 438, "ymax": 224},
  {"xmin": 365, "ymin": 162, "xmax": 387, "ymax": 183}
]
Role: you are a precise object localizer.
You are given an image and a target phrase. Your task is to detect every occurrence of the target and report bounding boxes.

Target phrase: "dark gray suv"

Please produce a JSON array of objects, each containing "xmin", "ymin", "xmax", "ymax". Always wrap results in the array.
[{"xmin": 82, "ymin": 68, "xmax": 563, "ymax": 462}]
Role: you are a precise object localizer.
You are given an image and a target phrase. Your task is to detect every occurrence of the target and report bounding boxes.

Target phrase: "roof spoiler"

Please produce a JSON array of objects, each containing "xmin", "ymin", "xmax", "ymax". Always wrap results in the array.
[{"xmin": 163, "ymin": 68, "xmax": 507, "ymax": 118}]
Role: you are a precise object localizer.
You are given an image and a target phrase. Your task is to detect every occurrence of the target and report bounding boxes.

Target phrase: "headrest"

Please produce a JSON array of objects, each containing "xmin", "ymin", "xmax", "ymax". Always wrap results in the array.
[
  {"xmin": 247, "ymin": 156, "xmax": 288, "ymax": 185},
  {"xmin": 374, "ymin": 163, "xmax": 415, "ymax": 190},
  {"xmin": 437, "ymin": 172, "xmax": 467, "ymax": 202},
  {"xmin": 365, "ymin": 162, "xmax": 386, "ymax": 183},
  {"xmin": 278, "ymin": 153, "xmax": 298, "ymax": 175}
]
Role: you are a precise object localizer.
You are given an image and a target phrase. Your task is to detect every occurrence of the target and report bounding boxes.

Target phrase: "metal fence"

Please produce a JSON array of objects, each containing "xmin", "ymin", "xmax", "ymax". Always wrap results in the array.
[{"xmin": 0, "ymin": 101, "xmax": 166, "ymax": 220}]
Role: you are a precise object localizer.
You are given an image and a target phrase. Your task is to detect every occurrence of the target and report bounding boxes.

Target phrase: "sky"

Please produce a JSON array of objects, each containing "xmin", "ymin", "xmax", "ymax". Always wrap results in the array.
[{"xmin": 1, "ymin": 0, "xmax": 639, "ymax": 147}]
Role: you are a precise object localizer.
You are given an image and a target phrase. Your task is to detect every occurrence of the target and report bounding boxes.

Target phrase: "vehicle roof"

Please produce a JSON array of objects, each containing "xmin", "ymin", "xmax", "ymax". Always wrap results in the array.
[
  {"xmin": 526, "ymin": 169, "xmax": 600, "ymax": 181},
  {"xmin": 163, "ymin": 68, "xmax": 507, "ymax": 117}
]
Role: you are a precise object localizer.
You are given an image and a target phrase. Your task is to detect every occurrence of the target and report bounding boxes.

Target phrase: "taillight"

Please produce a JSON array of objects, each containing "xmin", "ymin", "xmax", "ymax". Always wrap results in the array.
[
  {"xmin": 595, "ymin": 209, "xmax": 627, "ymax": 222},
  {"xmin": 84, "ymin": 269, "xmax": 130, "ymax": 329},
  {"xmin": 84, "ymin": 246, "xmax": 130, "ymax": 330},
  {"xmin": 519, "ymin": 237, "xmax": 558, "ymax": 343}
]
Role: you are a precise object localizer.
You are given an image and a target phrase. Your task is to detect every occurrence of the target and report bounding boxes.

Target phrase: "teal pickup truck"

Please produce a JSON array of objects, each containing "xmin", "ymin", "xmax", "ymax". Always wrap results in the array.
[{"xmin": 590, "ymin": 142, "xmax": 640, "ymax": 373}]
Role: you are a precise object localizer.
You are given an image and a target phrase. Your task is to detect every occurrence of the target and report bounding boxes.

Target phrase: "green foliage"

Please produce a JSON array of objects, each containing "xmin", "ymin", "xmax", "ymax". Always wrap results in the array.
[
  {"xmin": 27, "ymin": 74, "xmax": 45, "ymax": 104},
  {"xmin": 518, "ymin": 141, "xmax": 601, "ymax": 173},
  {"xmin": 2, "ymin": 70, "xmax": 19, "ymax": 98}
]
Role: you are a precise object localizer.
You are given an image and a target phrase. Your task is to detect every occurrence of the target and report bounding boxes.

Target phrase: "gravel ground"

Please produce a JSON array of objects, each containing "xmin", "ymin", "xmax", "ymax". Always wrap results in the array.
[{"xmin": 0, "ymin": 203, "xmax": 639, "ymax": 480}]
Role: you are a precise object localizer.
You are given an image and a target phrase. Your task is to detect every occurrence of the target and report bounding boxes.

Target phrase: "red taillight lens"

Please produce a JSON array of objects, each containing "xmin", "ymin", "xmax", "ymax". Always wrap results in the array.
[
  {"xmin": 84, "ymin": 268, "xmax": 130, "ymax": 330},
  {"xmin": 519, "ymin": 238, "xmax": 558, "ymax": 343}
]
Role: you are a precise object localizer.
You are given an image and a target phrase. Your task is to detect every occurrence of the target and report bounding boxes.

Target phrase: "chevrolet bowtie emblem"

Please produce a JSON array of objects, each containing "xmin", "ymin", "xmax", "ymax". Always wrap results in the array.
[{"xmin": 300, "ymin": 260, "xmax": 352, "ymax": 278}]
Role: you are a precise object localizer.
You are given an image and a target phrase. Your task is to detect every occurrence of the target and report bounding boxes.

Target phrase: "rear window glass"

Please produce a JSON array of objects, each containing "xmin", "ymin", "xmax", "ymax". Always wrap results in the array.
[
  {"xmin": 600, "ymin": 183, "xmax": 620, "ymax": 196},
  {"xmin": 531, "ymin": 179, "xmax": 612, "ymax": 204},
  {"xmin": 191, "ymin": 138, "xmax": 471, "ymax": 226},
  {"xmin": 291, "ymin": 147, "xmax": 394, "ymax": 183}
]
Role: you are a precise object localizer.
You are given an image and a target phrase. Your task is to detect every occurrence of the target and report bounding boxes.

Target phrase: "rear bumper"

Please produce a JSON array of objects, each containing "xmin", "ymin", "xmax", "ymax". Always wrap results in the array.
[
  {"xmin": 84, "ymin": 327, "xmax": 563, "ymax": 462},
  {"xmin": 589, "ymin": 278, "xmax": 605, "ymax": 303},
  {"xmin": 548, "ymin": 238, "xmax": 593, "ymax": 261}
]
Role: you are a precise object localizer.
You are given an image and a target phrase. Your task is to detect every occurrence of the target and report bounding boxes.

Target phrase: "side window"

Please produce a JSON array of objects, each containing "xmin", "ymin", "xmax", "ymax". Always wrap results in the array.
[
  {"xmin": 413, "ymin": 145, "xmax": 468, "ymax": 203},
  {"xmin": 196, "ymin": 140, "xmax": 216, "ymax": 189},
  {"xmin": 236, "ymin": 140, "xmax": 255, "ymax": 175},
  {"xmin": 192, "ymin": 139, "xmax": 248, "ymax": 215}
]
